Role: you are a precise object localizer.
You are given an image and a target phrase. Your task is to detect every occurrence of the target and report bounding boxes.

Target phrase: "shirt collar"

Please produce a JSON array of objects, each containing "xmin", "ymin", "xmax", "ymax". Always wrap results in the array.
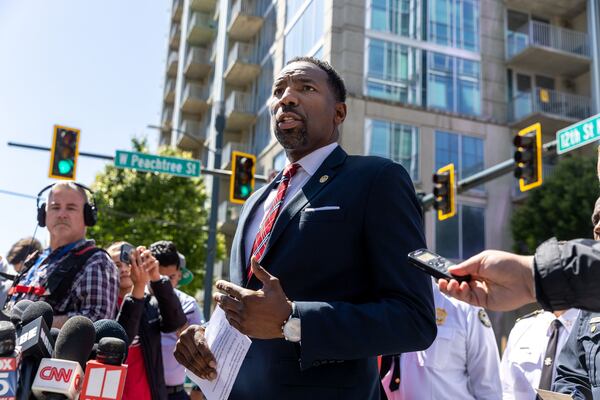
[
  {"xmin": 558, "ymin": 308, "xmax": 580, "ymax": 334},
  {"xmin": 285, "ymin": 143, "xmax": 338, "ymax": 177}
]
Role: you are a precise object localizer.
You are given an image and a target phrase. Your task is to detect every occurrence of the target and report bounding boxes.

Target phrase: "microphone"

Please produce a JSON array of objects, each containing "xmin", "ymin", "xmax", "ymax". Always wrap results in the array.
[
  {"xmin": 17, "ymin": 301, "xmax": 54, "ymax": 400},
  {"xmin": 10, "ymin": 299, "xmax": 33, "ymax": 329},
  {"xmin": 32, "ymin": 316, "xmax": 95, "ymax": 399},
  {"xmin": 90, "ymin": 320, "xmax": 129, "ymax": 361},
  {"xmin": 80, "ymin": 338, "xmax": 128, "ymax": 400},
  {"xmin": 0, "ymin": 321, "xmax": 19, "ymax": 399},
  {"xmin": 49, "ymin": 328, "xmax": 60, "ymax": 347}
]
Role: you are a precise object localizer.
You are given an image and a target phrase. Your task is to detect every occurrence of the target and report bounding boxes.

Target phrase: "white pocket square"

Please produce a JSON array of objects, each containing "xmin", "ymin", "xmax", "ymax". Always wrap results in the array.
[{"xmin": 304, "ymin": 206, "xmax": 341, "ymax": 212}]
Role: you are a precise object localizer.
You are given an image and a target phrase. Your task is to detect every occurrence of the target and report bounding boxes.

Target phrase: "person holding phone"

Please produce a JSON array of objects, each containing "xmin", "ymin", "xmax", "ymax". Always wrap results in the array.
[{"xmin": 107, "ymin": 242, "xmax": 187, "ymax": 400}]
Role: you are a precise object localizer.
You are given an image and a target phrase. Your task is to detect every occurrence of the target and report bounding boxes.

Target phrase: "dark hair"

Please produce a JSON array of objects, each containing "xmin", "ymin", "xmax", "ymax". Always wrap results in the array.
[
  {"xmin": 287, "ymin": 56, "xmax": 347, "ymax": 103},
  {"xmin": 6, "ymin": 237, "xmax": 43, "ymax": 265},
  {"xmin": 149, "ymin": 240, "xmax": 180, "ymax": 269}
]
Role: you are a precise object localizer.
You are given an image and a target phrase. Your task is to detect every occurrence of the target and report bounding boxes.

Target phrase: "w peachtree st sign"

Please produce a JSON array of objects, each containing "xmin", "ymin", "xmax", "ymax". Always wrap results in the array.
[
  {"xmin": 557, "ymin": 113, "xmax": 600, "ymax": 154},
  {"xmin": 115, "ymin": 150, "xmax": 201, "ymax": 178}
]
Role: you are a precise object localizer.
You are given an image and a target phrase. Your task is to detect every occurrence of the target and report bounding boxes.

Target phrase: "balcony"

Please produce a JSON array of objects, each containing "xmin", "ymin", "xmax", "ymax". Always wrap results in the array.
[
  {"xmin": 161, "ymin": 106, "xmax": 173, "ymax": 132},
  {"xmin": 224, "ymin": 43, "xmax": 260, "ymax": 86},
  {"xmin": 504, "ymin": 0, "xmax": 586, "ymax": 19},
  {"xmin": 187, "ymin": 12, "xmax": 217, "ymax": 47},
  {"xmin": 221, "ymin": 142, "xmax": 251, "ymax": 169},
  {"xmin": 218, "ymin": 201, "xmax": 242, "ymax": 235},
  {"xmin": 225, "ymin": 91, "xmax": 255, "ymax": 131},
  {"xmin": 184, "ymin": 47, "xmax": 212, "ymax": 81},
  {"xmin": 177, "ymin": 118, "xmax": 208, "ymax": 151},
  {"xmin": 172, "ymin": 0, "xmax": 183, "ymax": 22},
  {"xmin": 506, "ymin": 21, "xmax": 590, "ymax": 76},
  {"xmin": 164, "ymin": 79, "xmax": 176, "ymax": 104},
  {"xmin": 181, "ymin": 82, "xmax": 210, "ymax": 116},
  {"xmin": 228, "ymin": 0, "xmax": 264, "ymax": 42},
  {"xmin": 167, "ymin": 51, "xmax": 179, "ymax": 78},
  {"xmin": 169, "ymin": 23, "xmax": 181, "ymax": 51},
  {"xmin": 508, "ymin": 88, "xmax": 591, "ymax": 132},
  {"xmin": 191, "ymin": 0, "xmax": 217, "ymax": 13}
]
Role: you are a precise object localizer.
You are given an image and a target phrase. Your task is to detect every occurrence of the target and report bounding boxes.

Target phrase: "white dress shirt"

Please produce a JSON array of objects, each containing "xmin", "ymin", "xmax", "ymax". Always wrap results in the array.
[
  {"xmin": 384, "ymin": 281, "xmax": 502, "ymax": 400},
  {"xmin": 243, "ymin": 143, "xmax": 338, "ymax": 264},
  {"xmin": 500, "ymin": 308, "xmax": 580, "ymax": 400}
]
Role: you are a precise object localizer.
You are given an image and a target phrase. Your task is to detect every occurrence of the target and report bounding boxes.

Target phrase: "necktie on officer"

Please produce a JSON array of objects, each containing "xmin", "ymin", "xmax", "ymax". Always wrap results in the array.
[
  {"xmin": 247, "ymin": 163, "xmax": 300, "ymax": 280},
  {"xmin": 538, "ymin": 319, "xmax": 563, "ymax": 392}
]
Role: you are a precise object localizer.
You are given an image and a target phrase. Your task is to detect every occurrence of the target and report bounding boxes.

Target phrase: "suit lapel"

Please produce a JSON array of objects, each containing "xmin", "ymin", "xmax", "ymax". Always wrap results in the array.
[
  {"xmin": 235, "ymin": 175, "xmax": 280, "ymax": 284},
  {"xmin": 263, "ymin": 146, "xmax": 347, "ymax": 258}
]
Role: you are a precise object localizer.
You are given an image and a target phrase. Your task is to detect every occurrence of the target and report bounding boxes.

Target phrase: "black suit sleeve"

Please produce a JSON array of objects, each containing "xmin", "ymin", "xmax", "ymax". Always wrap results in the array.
[
  {"xmin": 296, "ymin": 161, "xmax": 436, "ymax": 369},
  {"xmin": 535, "ymin": 238, "xmax": 600, "ymax": 311}
]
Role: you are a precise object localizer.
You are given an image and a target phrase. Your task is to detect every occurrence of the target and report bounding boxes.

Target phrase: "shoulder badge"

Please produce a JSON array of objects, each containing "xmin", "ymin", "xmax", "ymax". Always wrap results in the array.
[
  {"xmin": 516, "ymin": 309, "xmax": 544, "ymax": 322},
  {"xmin": 478, "ymin": 309, "xmax": 491, "ymax": 328},
  {"xmin": 436, "ymin": 307, "xmax": 448, "ymax": 326}
]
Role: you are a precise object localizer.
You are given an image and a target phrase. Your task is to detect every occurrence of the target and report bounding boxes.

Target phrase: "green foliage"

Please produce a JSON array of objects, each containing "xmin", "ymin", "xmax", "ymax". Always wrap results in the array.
[
  {"xmin": 511, "ymin": 155, "xmax": 599, "ymax": 253},
  {"xmin": 88, "ymin": 138, "xmax": 225, "ymax": 298}
]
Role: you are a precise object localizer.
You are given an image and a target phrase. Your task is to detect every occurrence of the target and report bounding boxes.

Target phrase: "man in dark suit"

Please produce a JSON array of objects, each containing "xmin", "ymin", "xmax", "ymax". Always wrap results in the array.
[{"xmin": 175, "ymin": 57, "xmax": 436, "ymax": 400}]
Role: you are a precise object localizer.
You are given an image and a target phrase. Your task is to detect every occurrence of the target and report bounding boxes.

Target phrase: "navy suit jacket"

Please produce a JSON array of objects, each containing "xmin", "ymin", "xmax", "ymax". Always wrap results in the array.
[{"xmin": 228, "ymin": 146, "xmax": 436, "ymax": 400}]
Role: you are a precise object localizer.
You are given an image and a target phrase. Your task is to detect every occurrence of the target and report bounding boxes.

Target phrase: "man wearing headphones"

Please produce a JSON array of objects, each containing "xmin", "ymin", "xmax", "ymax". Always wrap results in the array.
[{"xmin": 5, "ymin": 182, "xmax": 119, "ymax": 328}]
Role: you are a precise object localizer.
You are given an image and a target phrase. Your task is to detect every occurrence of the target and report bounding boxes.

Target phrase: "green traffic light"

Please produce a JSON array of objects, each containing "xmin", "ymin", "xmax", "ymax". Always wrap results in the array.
[
  {"xmin": 58, "ymin": 159, "xmax": 74, "ymax": 174},
  {"xmin": 240, "ymin": 185, "xmax": 251, "ymax": 198}
]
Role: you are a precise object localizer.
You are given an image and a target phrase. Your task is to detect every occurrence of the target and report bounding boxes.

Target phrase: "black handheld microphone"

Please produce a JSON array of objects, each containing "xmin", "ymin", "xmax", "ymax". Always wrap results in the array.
[
  {"xmin": 90, "ymin": 319, "xmax": 129, "ymax": 361},
  {"xmin": 10, "ymin": 299, "xmax": 33, "ymax": 329},
  {"xmin": 32, "ymin": 316, "xmax": 96, "ymax": 399}
]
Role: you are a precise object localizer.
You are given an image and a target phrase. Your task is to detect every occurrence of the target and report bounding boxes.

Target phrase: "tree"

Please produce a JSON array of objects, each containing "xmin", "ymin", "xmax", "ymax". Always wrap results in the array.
[
  {"xmin": 88, "ymin": 138, "xmax": 224, "ymax": 297},
  {"xmin": 511, "ymin": 155, "xmax": 599, "ymax": 253}
]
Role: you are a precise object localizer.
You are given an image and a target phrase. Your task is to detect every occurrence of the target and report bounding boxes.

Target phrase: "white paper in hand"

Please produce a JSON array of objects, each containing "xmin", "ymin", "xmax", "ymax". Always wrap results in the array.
[
  {"xmin": 185, "ymin": 306, "xmax": 252, "ymax": 400},
  {"xmin": 535, "ymin": 389, "xmax": 574, "ymax": 400}
]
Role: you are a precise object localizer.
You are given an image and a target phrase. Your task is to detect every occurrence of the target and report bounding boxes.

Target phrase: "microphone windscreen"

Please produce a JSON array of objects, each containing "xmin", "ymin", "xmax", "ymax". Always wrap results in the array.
[
  {"xmin": 97, "ymin": 337, "xmax": 127, "ymax": 365},
  {"xmin": 93, "ymin": 319, "xmax": 129, "ymax": 360},
  {"xmin": 0, "ymin": 321, "xmax": 15, "ymax": 355},
  {"xmin": 10, "ymin": 299, "xmax": 33, "ymax": 325},
  {"xmin": 54, "ymin": 316, "xmax": 95, "ymax": 369},
  {"xmin": 49, "ymin": 327, "xmax": 60, "ymax": 346},
  {"xmin": 21, "ymin": 301, "xmax": 53, "ymax": 328}
]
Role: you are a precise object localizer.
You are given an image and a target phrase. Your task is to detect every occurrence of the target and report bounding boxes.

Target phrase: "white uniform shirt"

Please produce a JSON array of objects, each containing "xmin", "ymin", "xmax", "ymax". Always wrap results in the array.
[
  {"xmin": 385, "ymin": 283, "xmax": 502, "ymax": 400},
  {"xmin": 500, "ymin": 308, "xmax": 579, "ymax": 400}
]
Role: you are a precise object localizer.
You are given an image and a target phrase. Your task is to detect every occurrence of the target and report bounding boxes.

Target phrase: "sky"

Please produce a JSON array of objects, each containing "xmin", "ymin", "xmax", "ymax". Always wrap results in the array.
[{"xmin": 0, "ymin": 1, "xmax": 170, "ymax": 255}]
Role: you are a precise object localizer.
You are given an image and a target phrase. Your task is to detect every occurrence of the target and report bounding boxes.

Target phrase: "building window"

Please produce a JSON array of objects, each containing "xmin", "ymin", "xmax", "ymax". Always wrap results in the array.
[
  {"xmin": 273, "ymin": 150, "xmax": 286, "ymax": 171},
  {"xmin": 436, "ymin": 203, "xmax": 485, "ymax": 260},
  {"xmin": 255, "ymin": 55, "xmax": 274, "ymax": 112},
  {"xmin": 435, "ymin": 130, "xmax": 483, "ymax": 181},
  {"xmin": 284, "ymin": 0, "xmax": 324, "ymax": 63},
  {"xmin": 366, "ymin": 39, "xmax": 421, "ymax": 104},
  {"xmin": 367, "ymin": 119, "xmax": 419, "ymax": 181},
  {"xmin": 252, "ymin": 110, "xmax": 271, "ymax": 156},
  {"xmin": 426, "ymin": 52, "xmax": 480, "ymax": 116},
  {"xmin": 427, "ymin": 0, "xmax": 479, "ymax": 51},
  {"xmin": 369, "ymin": 0, "xmax": 418, "ymax": 38}
]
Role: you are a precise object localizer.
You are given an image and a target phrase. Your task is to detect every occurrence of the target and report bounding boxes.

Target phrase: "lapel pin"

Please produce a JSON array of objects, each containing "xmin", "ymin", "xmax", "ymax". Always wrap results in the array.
[{"xmin": 319, "ymin": 175, "xmax": 329, "ymax": 183}]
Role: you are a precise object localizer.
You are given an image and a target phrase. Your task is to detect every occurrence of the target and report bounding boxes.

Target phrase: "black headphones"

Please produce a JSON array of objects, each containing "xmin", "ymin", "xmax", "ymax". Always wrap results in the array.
[{"xmin": 36, "ymin": 182, "xmax": 98, "ymax": 227}]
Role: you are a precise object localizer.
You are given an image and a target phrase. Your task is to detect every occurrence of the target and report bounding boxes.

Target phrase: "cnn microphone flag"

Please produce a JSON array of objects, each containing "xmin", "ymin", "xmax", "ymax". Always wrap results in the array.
[{"xmin": 80, "ymin": 361, "xmax": 127, "ymax": 400}]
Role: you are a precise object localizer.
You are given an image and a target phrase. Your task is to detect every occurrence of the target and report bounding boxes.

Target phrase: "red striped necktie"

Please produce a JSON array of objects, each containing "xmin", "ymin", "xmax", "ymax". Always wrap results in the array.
[{"xmin": 247, "ymin": 163, "xmax": 300, "ymax": 279}]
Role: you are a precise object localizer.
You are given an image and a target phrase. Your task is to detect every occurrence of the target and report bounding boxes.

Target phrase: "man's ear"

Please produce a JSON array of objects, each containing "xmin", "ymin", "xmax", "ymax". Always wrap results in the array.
[{"xmin": 334, "ymin": 103, "xmax": 347, "ymax": 126}]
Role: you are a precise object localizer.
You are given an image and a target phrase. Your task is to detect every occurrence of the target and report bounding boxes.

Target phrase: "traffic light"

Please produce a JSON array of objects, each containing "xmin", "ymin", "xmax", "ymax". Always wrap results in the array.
[
  {"xmin": 433, "ymin": 163, "xmax": 456, "ymax": 221},
  {"xmin": 49, "ymin": 125, "xmax": 80, "ymax": 180},
  {"xmin": 514, "ymin": 122, "xmax": 542, "ymax": 192},
  {"xmin": 229, "ymin": 151, "xmax": 256, "ymax": 204}
]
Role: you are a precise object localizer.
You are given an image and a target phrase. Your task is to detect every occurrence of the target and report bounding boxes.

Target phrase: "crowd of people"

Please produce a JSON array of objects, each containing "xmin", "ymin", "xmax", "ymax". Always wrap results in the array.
[{"xmin": 4, "ymin": 57, "xmax": 600, "ymax": 399}]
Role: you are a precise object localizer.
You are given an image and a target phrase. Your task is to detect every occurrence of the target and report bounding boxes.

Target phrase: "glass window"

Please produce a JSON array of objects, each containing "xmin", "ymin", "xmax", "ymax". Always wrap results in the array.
[
  {"xmin": 435, "ymin": 130, "xmax": 483, "ymax": 180},
  {"xmin": 427, "ymin": 0, "xmax": 480, "ymax": 51},
  {"xmin": 284, "ymin": 0, "xmax": 324, "ymax": 63},
  {"xmin": 455, "ymin": 0, "xmax": 479, "ymax": 51},
  {"xmin": 369, "ymin": 0, "xmax": 418, "ymax": 38},
  {"xmin": 367, "ymin": 119, "xmax": 419, "ymax": 180},
  {"xmin": 252, "ymin": 110, "xmax": 271, "ymax": 156},
  {"xmin": 436, "ymin": 204, "xmax": 485, "ymax": 260},
  {"xmin": 429, "ymin": 0, "xmax": 452, "ymax": 46}
]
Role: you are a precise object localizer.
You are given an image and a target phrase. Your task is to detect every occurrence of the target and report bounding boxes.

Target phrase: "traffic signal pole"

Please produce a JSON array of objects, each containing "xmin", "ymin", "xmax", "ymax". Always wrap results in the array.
[{"xmin": 420, "ymin": 139, "xmax": 557, "ymax": 210}]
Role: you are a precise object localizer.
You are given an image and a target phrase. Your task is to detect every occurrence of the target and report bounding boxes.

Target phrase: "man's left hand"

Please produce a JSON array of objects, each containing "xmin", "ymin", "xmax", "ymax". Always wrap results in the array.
[{"xmin": 214, "ymin": 257, "xmax": 292, "ymax": 339}]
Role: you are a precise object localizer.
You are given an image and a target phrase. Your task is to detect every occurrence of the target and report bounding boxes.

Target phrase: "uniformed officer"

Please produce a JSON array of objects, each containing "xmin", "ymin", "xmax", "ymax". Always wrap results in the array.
[
  {"xmin": 500, "ymin": 308, "xmax": 579, "ymax": 399},
  {"xmin": 381, "ymin": 281, "xmax": 501, "ymax": 399}
]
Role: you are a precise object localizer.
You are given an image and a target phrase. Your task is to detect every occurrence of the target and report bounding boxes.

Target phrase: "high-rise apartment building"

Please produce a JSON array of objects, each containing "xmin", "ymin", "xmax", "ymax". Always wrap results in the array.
[{"xmin": 158, "ymin": 0, "xmax": 600, "ymax": 323}]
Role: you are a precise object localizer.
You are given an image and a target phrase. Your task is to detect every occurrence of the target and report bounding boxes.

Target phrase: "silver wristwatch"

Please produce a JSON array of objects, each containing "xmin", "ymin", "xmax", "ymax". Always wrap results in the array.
[{"xmin": 282, "ymin": 302, "xmax": 301, "ymax": 342}]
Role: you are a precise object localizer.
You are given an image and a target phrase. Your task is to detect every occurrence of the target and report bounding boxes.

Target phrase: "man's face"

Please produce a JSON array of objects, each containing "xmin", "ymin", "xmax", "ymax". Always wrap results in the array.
[
  {"xmin": 593, "ymin": 199, "xmax": 600, "ymax": 240},
  {"xmin": 110, "ymin": 250, "xmax": 133, "ymax": 291},
  {"xmin": 46, "ymin": 188, "xmax": 87, "ymax": 244},
  {"xmin": 159, "ymin": 264, "xmax": 181, "ymax": 288},
  {"xmin": 268, "ymin": 61, "xmax": 346, "ymax": 161}
]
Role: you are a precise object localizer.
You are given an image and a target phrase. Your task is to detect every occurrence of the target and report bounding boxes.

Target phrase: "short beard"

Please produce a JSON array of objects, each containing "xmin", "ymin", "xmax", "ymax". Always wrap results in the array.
[{"xmin": 273, "ymin": 124, "xmax": 307, "ymax": 150}]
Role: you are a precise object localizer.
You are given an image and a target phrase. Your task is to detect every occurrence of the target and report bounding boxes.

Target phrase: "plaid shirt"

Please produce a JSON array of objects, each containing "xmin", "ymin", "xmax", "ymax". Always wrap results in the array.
[{"xmin": 6, "ymin": 239, "xmax": 119, "ymax": 321}]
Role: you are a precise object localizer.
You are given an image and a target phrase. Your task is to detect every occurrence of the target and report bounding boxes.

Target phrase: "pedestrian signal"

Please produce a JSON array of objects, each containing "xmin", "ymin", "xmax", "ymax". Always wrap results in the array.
[
  {"xmin": 514, "ymin": 123, "xmax": 542, "ymax": 192},
  {"xmin": 433, "ymin": 164, "xmax": 456, "ymax": 221},
  {"xmin": 230, "ymin": 151, "xmax": 256, "ymax": 204},
  {"xmin": 49, "ymin": 125, "xmax": 80, "ymax": 180}
]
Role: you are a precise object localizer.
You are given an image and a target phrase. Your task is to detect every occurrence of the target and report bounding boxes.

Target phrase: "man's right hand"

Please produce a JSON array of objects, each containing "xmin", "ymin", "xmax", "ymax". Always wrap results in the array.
[
  {"xmin": 437, "ymin": 250, "xmax": 536, "ymax": 311},
  {"xmin": 174, "ymin": 325, "xmax": 217, "ymax": 381}
]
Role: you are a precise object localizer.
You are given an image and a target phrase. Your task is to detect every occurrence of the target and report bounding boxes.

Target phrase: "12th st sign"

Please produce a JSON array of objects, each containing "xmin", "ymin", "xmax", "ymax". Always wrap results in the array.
[
  {"xmin": 115, "ymin": 150, "xmax": 201, "ymax": 178},
  {"xmin": 557, "ymin": 113, "xmax": 600, "ymax": 154}
]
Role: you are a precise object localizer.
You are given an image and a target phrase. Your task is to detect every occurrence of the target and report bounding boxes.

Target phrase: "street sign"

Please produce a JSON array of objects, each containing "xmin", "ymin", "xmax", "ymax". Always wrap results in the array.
[
  {"xmin": 556, "ymin": 113, "xmax": 600, "ymax": 154},
  {"xmin": 114, "ymin": 150, "xmax": 201, "ymax": 178}
]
